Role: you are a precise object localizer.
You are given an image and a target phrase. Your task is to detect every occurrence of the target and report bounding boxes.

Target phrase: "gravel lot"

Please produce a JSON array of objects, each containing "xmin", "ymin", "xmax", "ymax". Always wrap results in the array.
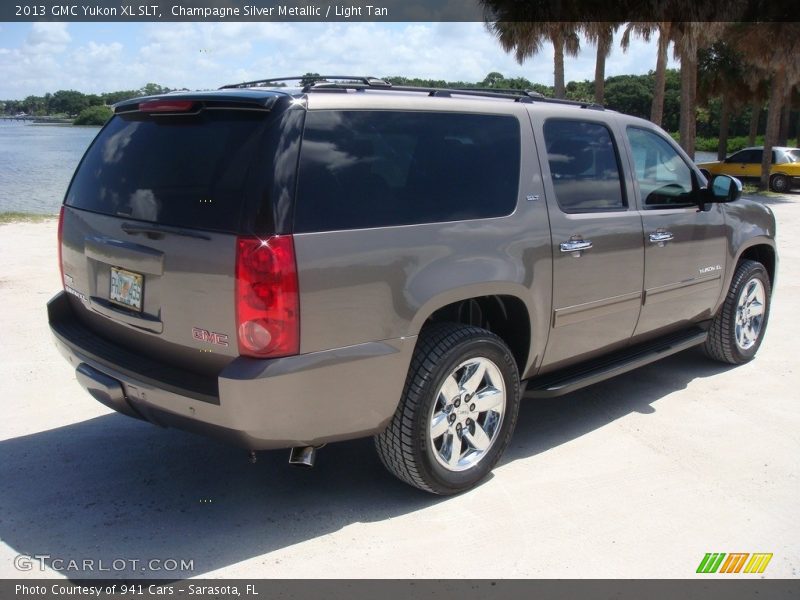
[{"xmin": 1, "ymin": 193, "xmax": 798, "ymax": 579}]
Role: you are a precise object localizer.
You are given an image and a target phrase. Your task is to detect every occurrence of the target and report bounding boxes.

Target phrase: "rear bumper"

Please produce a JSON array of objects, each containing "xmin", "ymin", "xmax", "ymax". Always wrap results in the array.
[{"xmin": 48, "ymin": 292, "xmax": 415, "ymax": 449}]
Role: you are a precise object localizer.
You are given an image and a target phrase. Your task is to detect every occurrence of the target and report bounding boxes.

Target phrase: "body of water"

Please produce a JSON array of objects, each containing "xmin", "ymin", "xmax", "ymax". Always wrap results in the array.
[
  {"xmin": 0, "ymin": 121, "xmax": 723, "ymax": 216},
  {"xmin": 0, "ymin": 122, "xmax": 100, "ymax": 215}
]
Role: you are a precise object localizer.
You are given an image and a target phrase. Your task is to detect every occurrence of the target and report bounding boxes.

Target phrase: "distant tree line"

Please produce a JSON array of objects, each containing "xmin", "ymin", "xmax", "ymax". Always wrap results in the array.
[
  {"xmin": 384, "ymin": 70, "xmax": 788, "ymax": 145},
  {"xmin": 0, "ymin": 83, "xmax": 174, "ymax": 124}
]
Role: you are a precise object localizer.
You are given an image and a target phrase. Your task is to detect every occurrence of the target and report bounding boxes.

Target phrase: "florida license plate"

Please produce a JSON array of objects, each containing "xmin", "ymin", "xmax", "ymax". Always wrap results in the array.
[{"xmin": 109, "ymin": 267, "xmax": 144, "ymax": 311}]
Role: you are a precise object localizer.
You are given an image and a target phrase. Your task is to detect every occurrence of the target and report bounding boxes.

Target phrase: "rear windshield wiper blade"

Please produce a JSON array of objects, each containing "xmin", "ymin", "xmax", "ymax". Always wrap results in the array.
[{"xmin": 121, "ymin": 222, "xmax": 211, "ymax": 241}]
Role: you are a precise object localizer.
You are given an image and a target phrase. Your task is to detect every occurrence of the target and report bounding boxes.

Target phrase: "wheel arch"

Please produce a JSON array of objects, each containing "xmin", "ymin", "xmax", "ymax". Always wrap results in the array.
[
  {"xmin": 410, "ymin": 287, "xmax": 536, "ymax": 378},
  {"xmin": 737, "ymin": 241, "xmax": 777, "ymax": 288}
]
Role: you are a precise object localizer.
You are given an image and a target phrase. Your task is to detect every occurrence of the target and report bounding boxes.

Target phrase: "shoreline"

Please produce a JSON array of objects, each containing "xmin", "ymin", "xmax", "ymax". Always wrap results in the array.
[{"xmin": 0, "ymin": 212, "xmax": 58, "ymax": 225}]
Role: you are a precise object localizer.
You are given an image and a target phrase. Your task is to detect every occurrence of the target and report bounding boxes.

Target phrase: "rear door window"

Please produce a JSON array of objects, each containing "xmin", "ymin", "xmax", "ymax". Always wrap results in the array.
[
  {"xmin": 294, "ymin": 110, "xmax": 521, "ymax": 232},
  {"xmin": 543, "ymin": 119, "xmax": 626, "ymax": 212},
  {"xmin": 66, "ymin": 110, "xmax": 280, "ymax": 234}
]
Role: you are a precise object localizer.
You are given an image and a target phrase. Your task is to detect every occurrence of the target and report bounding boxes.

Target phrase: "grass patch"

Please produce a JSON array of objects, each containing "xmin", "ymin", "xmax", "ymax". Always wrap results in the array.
[{"xmin": 0, "ymin": 212, "xmax": 58, "ymax": 224}]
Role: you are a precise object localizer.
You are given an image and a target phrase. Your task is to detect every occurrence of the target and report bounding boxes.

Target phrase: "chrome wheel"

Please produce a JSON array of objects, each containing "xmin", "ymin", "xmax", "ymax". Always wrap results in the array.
[
  {"xmin": 428, "ymin": 357, "xmax": 506, "ymax": 472},
  {"xmin": 735, "ymin": 277, "xmax": 766, "ymax": 351}
]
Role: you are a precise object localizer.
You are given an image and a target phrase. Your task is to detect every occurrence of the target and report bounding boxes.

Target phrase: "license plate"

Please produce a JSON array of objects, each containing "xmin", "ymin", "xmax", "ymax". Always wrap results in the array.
[{"xmin": 109, "ymin": 267, "xmax": 144, "ymax": 312}]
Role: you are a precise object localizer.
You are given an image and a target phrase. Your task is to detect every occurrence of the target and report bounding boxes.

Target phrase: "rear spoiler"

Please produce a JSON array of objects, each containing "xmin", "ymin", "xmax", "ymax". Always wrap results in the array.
[{"xmin": 114, "ymin": 93, "xmax": 282, "ymax": 115}]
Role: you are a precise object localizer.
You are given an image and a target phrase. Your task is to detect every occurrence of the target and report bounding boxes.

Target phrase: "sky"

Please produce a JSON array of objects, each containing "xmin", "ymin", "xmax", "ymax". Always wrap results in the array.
[{"xmin": 0, "ymin": 22, "xmax": 676, "ymax": 99}]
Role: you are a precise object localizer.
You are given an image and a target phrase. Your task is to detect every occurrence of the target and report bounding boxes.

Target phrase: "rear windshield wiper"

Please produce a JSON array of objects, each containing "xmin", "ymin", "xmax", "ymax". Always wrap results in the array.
[{"xmin": 121, "ymin": 222, "xmax": 211, "ymax": 241}]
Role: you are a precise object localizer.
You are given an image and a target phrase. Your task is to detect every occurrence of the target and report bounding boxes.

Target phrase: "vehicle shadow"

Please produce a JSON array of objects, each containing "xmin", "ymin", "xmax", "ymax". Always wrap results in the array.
[
  {"xmin": 0, "ymin": 348, "xmax": 734, "ymax": 579},
  {"xmin": 507, "ymin": 347, "xmax": 736, "ymax": 461}
]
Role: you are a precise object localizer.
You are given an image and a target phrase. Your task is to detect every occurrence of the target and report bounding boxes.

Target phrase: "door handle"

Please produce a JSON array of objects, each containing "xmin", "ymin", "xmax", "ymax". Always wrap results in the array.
[
  {"xmin": 649, "ymin": 231, "xmax": 674, "ymax": 246},
  {"xmin": 560, "ymin": 239, "xmax": 593, "ymax": 256}
]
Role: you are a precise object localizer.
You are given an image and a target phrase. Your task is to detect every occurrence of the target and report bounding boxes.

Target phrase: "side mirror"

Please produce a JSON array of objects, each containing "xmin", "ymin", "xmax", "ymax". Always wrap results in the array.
[{"xmin": 710, "ymin": 174, "xmax": 742, "ymax": 203}]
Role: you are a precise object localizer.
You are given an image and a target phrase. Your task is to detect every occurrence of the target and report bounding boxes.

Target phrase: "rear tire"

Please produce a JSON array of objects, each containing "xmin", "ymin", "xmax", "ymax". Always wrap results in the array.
[
  {"xmin": 703, "ymin": 260, "xmax": 771, "ymax": 365},
  {"xmin": 769, "ymin": 174, "xmax": 789, "ymax": 193},
  {"xmin": 375, "ymin": 323, "xmax": 520, "ymax": 495}
]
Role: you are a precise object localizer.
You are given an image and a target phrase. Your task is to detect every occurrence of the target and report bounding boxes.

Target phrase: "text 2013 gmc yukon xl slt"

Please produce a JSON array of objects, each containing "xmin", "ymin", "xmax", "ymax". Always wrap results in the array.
[{"xmin": 49, "ymin": 76, "xmax": 777, "ymax": 494}]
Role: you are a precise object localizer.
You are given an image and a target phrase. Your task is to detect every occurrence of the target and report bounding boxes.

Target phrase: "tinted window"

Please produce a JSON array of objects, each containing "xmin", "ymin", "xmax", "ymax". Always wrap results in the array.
[
  {"xmin": 294, "ymin": 111, "xmax": 520, "ymax": 232},
  {"xmin": 726, "ymin": 150, "xmax": 747, "ymax": 163},
  {"xmin": 66, "ymin": 110, "xmax": 282, "ymax": 233},
  {"xmin": 725, "ymin": 150, "xmax": 744, "ymax": 163},
  {"xmin": 543, "ymin": 120, "xmax": 625, "ymax": 212},
  {"xmin": 626, "ymin": 127, "xmax": 694, "ymax": 208}
]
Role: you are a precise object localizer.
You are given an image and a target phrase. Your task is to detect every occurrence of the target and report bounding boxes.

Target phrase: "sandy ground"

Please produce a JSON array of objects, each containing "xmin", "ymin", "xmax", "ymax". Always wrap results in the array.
[{"xmin": 0, "ymin": 194, "xmax": 798, "ymax": 580}]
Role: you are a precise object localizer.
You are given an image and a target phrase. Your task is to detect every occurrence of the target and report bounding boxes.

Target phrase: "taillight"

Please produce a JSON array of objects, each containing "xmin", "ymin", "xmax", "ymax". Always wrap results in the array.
[
  {"xmin": 235, "ymin": 235, "xmax": 299, "ymax": 358},
  {"xmin": 57, "ymin": 206, "xmax": 65, "ymax": 288},
  {"xmin": 138, "ymin": 100, "xmax": 195, "ymax": 113}
]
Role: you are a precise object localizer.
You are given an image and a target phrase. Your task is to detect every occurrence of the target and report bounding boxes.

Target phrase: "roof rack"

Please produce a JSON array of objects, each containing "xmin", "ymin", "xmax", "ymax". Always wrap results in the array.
[
  {"xmin": 450, "ymin": 87, "xmax": 604, "ymax": 109},
  {"xmin": 219, "ymin": 75, "xmax": 605, "ymax": 109},
  {"xmin": 220, "ymin": 75, "xmax": 391, "ymax": 92}
]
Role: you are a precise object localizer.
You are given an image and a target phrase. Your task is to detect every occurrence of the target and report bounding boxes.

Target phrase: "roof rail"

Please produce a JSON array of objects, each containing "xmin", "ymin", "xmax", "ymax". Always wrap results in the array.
[
  {"xmin": 451, "ymin": 87, "xmax": 604, "ymax": 109},
  {"xmin": 219, "ymin": 75, "xmax": 605, "ymax": 109},
  {"xmin": 220, "ymin": 75, "xmax": 391, "ymax": 92}
]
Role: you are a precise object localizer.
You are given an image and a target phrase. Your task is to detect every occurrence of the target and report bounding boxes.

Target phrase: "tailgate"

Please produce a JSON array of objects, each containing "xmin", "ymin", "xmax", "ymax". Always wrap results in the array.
[
  {"xmin": 61, "ymin": 207, "xmax": 238, "ymax": 375},
  {"xmin": 58, "ymin": 98, "xmax": 300, "ymax": 376}
]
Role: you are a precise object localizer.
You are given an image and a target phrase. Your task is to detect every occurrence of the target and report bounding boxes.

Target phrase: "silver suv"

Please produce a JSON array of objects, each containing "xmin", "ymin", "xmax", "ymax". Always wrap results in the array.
[{"xmin": 49, "ymin": 76, "xmax": 777, "ymax": 494}]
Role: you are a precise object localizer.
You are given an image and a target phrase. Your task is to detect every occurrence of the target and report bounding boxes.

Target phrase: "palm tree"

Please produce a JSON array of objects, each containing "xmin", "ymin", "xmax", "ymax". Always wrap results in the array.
[
  {"xmin": 621, "ymin": 22, "xmax": 672, "ymax": 126},
  {"xmin": 670, "ymin": 22, "xmax": 724, "ymax": 158},
  {"xmin": 697, "ymin": 41, "xmax": 751, "ymax": 160},
  {"xmin": 728, "ymin": 23, "xmax": 800, "ymax": 189},
  {"xmin": 583, "ymin": 23, "xmax": 619, "ymax": 104},
  {"xmin": 778, "ymin": 85, "xmax": 796, "ymax": 146},
  {"xmin": 744, "ymin": 77, "xmax": 771, "ymax": 145},
  {"xmin": 485, "ymin": 20, "xmax": 580, "ymax": 99}
]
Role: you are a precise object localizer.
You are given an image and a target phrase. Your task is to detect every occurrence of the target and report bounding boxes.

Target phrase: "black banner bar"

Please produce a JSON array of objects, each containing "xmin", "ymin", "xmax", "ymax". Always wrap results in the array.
[
  {"xmin": 2, "ymin": 580, "xmax": 800, "ymax": 600},
  {"xmin": 1, "ymin": 0, "xmax": 797, "ymax": 22}
]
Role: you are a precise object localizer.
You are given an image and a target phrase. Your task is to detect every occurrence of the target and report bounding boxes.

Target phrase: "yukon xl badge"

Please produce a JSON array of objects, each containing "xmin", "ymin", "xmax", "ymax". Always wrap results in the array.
[
  {"xmin": 699, "ymin": 265, "xmax": 722, "ymax": 274},
  {"xmin": 192, "ymin": 327, "xmax": 229, "ymax": 347}
]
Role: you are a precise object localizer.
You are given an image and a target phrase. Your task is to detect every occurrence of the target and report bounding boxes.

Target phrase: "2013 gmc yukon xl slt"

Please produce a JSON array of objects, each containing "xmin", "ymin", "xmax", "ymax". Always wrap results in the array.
[{"xmin": 48, "ymin": 76, "xmax": 777, "ymax": 494}]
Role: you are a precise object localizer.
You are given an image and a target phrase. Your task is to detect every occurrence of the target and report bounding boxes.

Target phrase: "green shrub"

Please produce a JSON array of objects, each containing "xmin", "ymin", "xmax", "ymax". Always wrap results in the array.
[
  {"xmin": 73, "ymin": 105, "xmax": 112, "ymax": 126},
  {"xmin": 668, "ymin": 133, "xmax": 766, "ymax": 157}
]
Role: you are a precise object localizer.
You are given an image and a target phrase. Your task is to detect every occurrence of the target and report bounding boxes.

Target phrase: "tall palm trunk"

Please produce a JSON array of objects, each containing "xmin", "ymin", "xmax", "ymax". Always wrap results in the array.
[
  {"xmin": 748, "ymin": 99, "xmax": 761, "ymax": 144},
  {"xmin": 679, "ymin": 44, "xmax": 698, "ymax": 158},
  {"xmin": 594, "ymin": 32, "xmax": 611, "ymax": 104},
  {"xmin": 760, "ymin": 68, "xmax": 787, "ymax": 190},
  {"xmin": 718, "ymin": 95, "xmax": 732, "ymax": 161},
  {"xmin": 650, "ymin": 26, "xmax": 670, "ymax": 126},
  {"xmin": 594, "ymin": 46, "xmax": 607, "ymax": 104},
  {"xmin": 553, "ymin": 32, "xmax": 566, "ymax": 99},
  {"xmin": 778, "ymin": 88, "xmax": 791, "ymax": 145}
]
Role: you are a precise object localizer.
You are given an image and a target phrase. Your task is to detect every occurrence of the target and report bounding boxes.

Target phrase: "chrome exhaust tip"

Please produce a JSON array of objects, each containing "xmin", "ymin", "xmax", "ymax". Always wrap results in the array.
[{"xmin": 288, "ymin": 445, "xmax": 317, "ymax": 468}]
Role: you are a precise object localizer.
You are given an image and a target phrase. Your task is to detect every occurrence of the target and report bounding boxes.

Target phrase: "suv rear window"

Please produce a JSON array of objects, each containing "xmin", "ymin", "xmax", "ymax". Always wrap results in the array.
[
  {"xmin": 66, "ymin": 109, "xmax": 282, "ymax": 234},
  {"xmin": 294, "ymin": 110, "xmax": 521, "ymax": 232}
]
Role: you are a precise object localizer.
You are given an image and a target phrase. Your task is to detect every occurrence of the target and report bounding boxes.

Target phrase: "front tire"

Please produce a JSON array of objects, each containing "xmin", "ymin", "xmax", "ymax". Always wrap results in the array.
[
  {"xmin": 703, "ymin": 260, "xmax": 771, "ymax": 364},
  {"xmin": 375, "ymin": 323, "xmax": 520, "ymax": 495},
  {"xmin": 770, "ymin": 174, "xmax": 789, "ymax": 193}
]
